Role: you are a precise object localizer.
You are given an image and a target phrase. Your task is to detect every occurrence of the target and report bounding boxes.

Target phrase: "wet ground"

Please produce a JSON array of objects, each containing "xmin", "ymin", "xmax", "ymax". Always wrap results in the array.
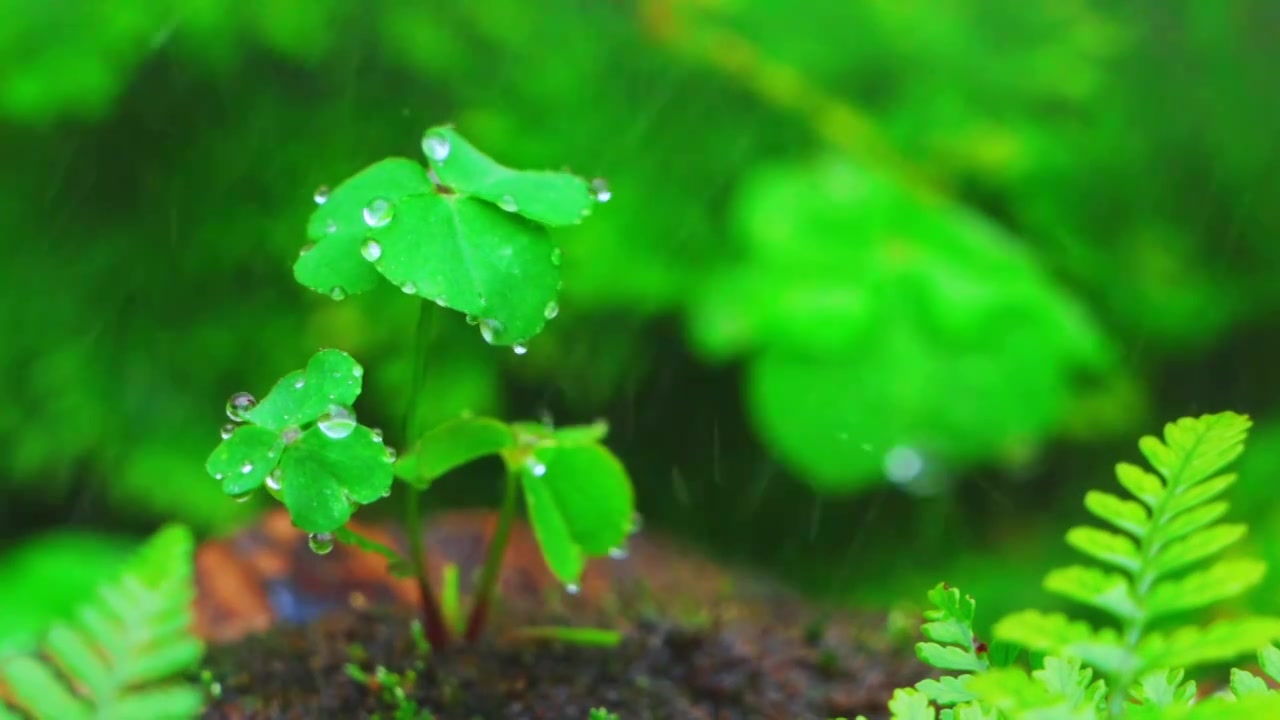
[{"xmin": 196, "ymin": 510, "xmax": 927, "ymax": 719}]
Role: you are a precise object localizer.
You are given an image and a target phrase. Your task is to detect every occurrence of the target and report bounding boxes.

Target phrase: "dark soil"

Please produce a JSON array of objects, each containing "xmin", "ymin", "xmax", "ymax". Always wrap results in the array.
[{"xmin": 196, "ymin": 510, "xmax": 927, "ymax": 719}]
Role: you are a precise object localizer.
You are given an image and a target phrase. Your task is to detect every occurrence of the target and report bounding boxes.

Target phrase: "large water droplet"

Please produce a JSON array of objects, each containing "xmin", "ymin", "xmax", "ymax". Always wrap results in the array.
[
  {"xmin": 363, "ymin": 198, "xmax": 393, "ymax": 228},
  {"xmin": 371, "ymin": 428, "xmax": 384, "ymax": 443},
  {"xmin": 498, "ymin": 195, "xmax": 518, "ymax": 212},
  {"xmin": 528, "ymin": 460, "xmax": 547, "ymax": 477},
  {"xmin": 550, "ymin": 248, "xmax": 563, "ymax": 266},
  {"xmin": 265, "ymin": 469, "xmax": 283, "ymax": 492},
  {"xmin": 360, "ymin": 238, "xmax": 382, "ymax": 262},
  {"xmin": 240, "ymin": 461, "xmax": 254, "ymax": 474},
  {"xmin": 543, "ymin": 301, "xmax": 560, "ymax": 320},
  {"xmin": 309, "ymin": 533, "xmax": 335, "ymax": 555},
  {"xmin": 478, "ymin": 318, "xmax": 504, "ymax": 345},
  {"xmin": 330, "ymin": 287, "xmax": 347, "ymax": 301},
  {"xmin": 384, "ymin": 446, "xmax": 398, "ymax": 463},
  {"xmin": 883, "ymin": 446, "xmax": 925, "ymax": 485},
  {"xmin": 564, "ymin": 583, "xmax": 581, "ymax": 596},
  {"xmin": 314, "ymin": 185, "xmax": 331, "ymax": 205},
  {"xmin": 219, "ymin": 424, "xmax": 236, "ymax": 440},
  {"xmin": 226, "ymin": 392, "xmax": 256, "ymax": 422},
  {"xmin": 318, "ymin": 405, "xmax": 357, "ymax": 439},
  {"xmin": 214, "ymin": 472, "xmax": 225, "ymax": 481},
  {"xmin": 590, "ymin": 178, "xmax": 611, "ymax": 203},
  {"xmin": 352, "ymin": 364, "xmax": 364, "ymax": 378},
  {"xmin": 282, "ymin": 426, "xmax": 302, "ymax": 444},
  {"xmin": 513, "ymin": 343, "xmax": 528, "ymax": 356},
  {"xmin": 422, "ymin": 132, "xmax": 451, "ymax": 162}
]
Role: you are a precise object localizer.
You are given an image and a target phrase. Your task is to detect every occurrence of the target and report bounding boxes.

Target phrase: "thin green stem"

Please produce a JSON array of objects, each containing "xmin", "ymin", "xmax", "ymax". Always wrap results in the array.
[
  {"xmin": 402, "ymin": 300, "xmax": 451, "ymax": 649},
  {"xmin": 463, "ymin": 464, "xmax": 520, "ymax": 641}
]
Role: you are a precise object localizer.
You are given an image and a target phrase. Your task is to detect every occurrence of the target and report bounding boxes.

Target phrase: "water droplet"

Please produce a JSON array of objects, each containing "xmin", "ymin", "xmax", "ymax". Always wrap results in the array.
[
  {"xmin": 214, "ymin": 472, "xmax": 225, "ymax": 481},
  {"xmin": 884, "ymin": 446, "xmax": 925, "ymax": 485},
  {"xmin": 608, "ymin": 545, "xmax": 629, "ymax": 560},
  {"xmin": 360, "ymin": 238, "xmax": 382, "ymax": 262},
  {"xmin": 434, "ymin": 297, "xmax": 448, "ymax": 307},
  {"xmin": 318, "ymin": 405, "xmax": 357, "ymax": 439},
  {"xmin": 565, "ymin": 583, "xmax": 580, "ymax": 596},
  {"xmin": 282, "ymin": 426, "xmax": 302, "ymax": 444},
  {"xmin": 309, "ymin": 533, "xmax": 335, "ymax": 555},
  {"xmin": 352, "ymin": 364, "xmax": 364, "ymax": 378},
  {"xmin": 400, "ymin": 281, "xmax": 417, "ymax": 294},
  {"xmin": 422, "ymin": 132, "xmax": 451, "ymax": 162},
  {"xmin": 219, "ymin": 424, "xmax": 236, "ymax": 440},
  {"xmin": 498, "ymin": 195, "xmax": 518, "ymax": 212},
  {"xmin": 465, "ymin": 314, "xmax": 479, "ymax": 325},
  {"xmin": 324, "ymin": 219, "xmax": 338, "ymax": 235},
  {"xmin": 629, "ymin": 513, "xmax": 644, "ymax": 535},
  {"xmin": 299, "ymin": 243, "xmax": 315, "ymax": 256},
  {"xmin": 265, "ymin": 469, "xmax": 283, "ymax": 492},
  {"xmin": 371, "ymin": 428, "xmax": 384, "ymax": 442},
  {"xmin": 590, "ymin": 177, "xmax": 611, "ymax": 203},
  {"xmin": 240, "ymin": 461, "xmax": 254, "ymax": 474},
  {"xmin": 226, "ymin": 392, "xmax": 256, "ymax": 422},
  {"xmin": 550, "ymin": 248, "xmax": 562, "ymax": 266},
  {"xmin": 313, "ymin": 185, "xmax": 330, "ymax": 205},
  {"xmin": 528, "ymin": 460, "xmax": 547, "ymax": 477},
  {"xmin": 231, "ymin": 490, "xmax": 253, "ymax": 503},
  {"xmin": 478, "ymin": 318, "xmax": 504, "ymax": 345},
  {"xmin": 293, "ymin": 377, "xmax": 305, "ymax": 389},
  {"xmin": 330, "ymin": 287, "xmax": 347, "ymax": 301},
  {"xmin": 363, "ymin": 198, "xmax": 393, "ymax": 228},
  {"xmin": 384, "ymin": 446, "xmax": 398, "ymax": 463},
  {"xmin": 513, "ymin": 343, "xmax": 528, "ymax": 356},
  {"xmin": 543, "ymin": 301, "xmax": 560, "ymax": 320}
]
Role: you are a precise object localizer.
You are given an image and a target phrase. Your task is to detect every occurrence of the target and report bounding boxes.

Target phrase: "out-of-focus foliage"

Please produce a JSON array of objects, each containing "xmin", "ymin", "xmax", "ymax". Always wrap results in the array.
[{"xmin": 1, "ymin": 0, "xmax": 1278, "ymax": 640}]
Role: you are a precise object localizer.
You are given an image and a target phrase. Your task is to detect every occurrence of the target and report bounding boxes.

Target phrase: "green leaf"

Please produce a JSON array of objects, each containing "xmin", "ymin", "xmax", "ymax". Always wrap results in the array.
[
  {"xmin": 1131, "ymin": 668, "xmax": 1196, "ymax": 707},
  {"xmin": 992, "ymin": 611, "xmax": 1131, "ymax": 678},
  {"xmin": 917, "ymin": 644, "xmax": 987, "ymax": 673},
  {"xmin": 0, "ymin": 524, "xmax": 204, "ymax": 720},
  {"xmin": 1260, "ymin": 644, "xmax": 1280, "ymax": 683},
  {"xmin": 1082, "ymin": 490, "xmax": 1149, "ymax": 537},
  {"xmin": 1229, "ymin": 668, "xmax": 1270, "ymax": 698},
  {"xmin": 1064, "ymin": 527, "xmax": 1140, "ymax": 574},
  {"xmin": 277, "ymin": 425, "xmax": 395, "ymax": 533},
  {"xmin": 521, "ymin": 442, "xmax": 635, "ymax": 585},
  {"xmin": 1137, "ymin": 617, "xmax": 1280, "ymax": 672},
  {"xmin": 297, "ymin": 157, "xmax": 433, "ymax": 298},
  {"xmin": 1150, "ymin": 523, "xmax": 1246, "ymax": 577},
  {"xmin": 1043, "ymin": 566, "xmax": 1139, "ymax": 623},
  {"xmin": 243, "ymin": 349, "xmax": 364, "ymax": 432},
  {"xmin": 1166, "ymin": 473, "xmax": 1236, "ymax": 516},
  {"xmin": 1114, "ymin": 462, "xmax": 1164, "ymax": 509},
  {"xmin": 369, "ymin": 192, "xmax": 560, "ymax": 346},
  {"xmin": 421, "ymin": 125, "xmax": 597, "ymax": 227},
  {"xmin": 204, "ymin": 425, "xmax": 281, "ymax": 496},
  {"xmin": 916, "ymin": 675, "xmax": 979, "ymax": 706},
  {"xmin": 922, "ymin": 583, "xmax": 980, "ymax": 647},
  {"xmin": 1033, "ymin": 656, "xmax": 1106, "ymax": 713},
  {"xmin": 886, "ymin": 688, "xmax": 937, "ymax": 720},
  {"xmin": 1153, "ymin": 501, "xmax": 1230, "ymax": 545},
  {"xmin": 1144, "ymin": 558, "xmax": 1265, "ymax": 619},
  {"xmin": 1138, "ymin": 413, "xmax": 1251, "ymax": 490},
  {"xmin": 395, "ymin": 416, "xmax": 515, "ymax": 490}
]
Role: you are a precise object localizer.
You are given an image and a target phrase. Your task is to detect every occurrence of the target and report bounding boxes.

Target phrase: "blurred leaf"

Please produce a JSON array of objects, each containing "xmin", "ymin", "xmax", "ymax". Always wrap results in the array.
[
  {"xmin": 1143, "ymin": 558, "xmax": 1266, "ymax": 620},
  {"xmin": 395, "ymin": 416, "xmax": 515, "ymax": 490},
  {"xmin": 1137, "ymin": 617, "xmax": 1280, "ymax": 674},
  {"xmin": 1063, "ymin": 527, "xmax": 1139, "ymax": 574},
  {"xmin": 992, "ymin": 611, "xmax": 1129, "ymax": 678},
  {"xmin": 1131, "ymin": 668, "xmax": 1196, "ymax": 708},
  {"xmin": 1042, "ymin": 566, "xmax": 1139, "ymax": 623},
  {"xmin": 886, "ymin": 688, "xmax": 936, "ymax": 720}
]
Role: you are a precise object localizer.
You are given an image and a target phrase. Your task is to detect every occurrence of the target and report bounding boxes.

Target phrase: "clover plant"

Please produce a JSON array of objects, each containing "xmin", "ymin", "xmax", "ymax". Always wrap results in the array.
[{"xmin": 205, "ymin": 126, "xmax": 632, "ymax": 647}]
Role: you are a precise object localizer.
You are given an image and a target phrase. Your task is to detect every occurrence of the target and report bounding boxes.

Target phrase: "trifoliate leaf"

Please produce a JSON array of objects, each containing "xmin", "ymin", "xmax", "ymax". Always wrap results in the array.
[
  {"xmin": 421, "ymin": 125, "xmax": 596, "ymax": 227},
  {"xmin": 276, "ymin": 425, "xmax": 395, "ymax": 532},
  {"xmin": 368, "ymin": 192, "xmax": 560, "ymax": 345},
  {"xmin": 243, "ymin": 348, "xmax": 364, "ymax": 432},
  {"xmin": 394, "ymin": 416, "xmax": 515, "ymax": 490},
  {"xmin": 296, "ymin": 157, "xmax": 432, "ymax": 298},
  {"xmin": 205, "ymin": 425, "xmax": 281, "ymax": 495},
  {"xmin": 520, "ymin": 442, "xmax": 634, "ymax": 585},
  {"xmin": 1043, "ymin": 566, "xmax": 1140, "ymax": 623}
]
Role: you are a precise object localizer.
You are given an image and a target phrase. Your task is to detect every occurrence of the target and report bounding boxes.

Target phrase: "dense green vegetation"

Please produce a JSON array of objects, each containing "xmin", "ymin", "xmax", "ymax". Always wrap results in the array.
[{"xmin": 2, "ymin": 1, "xmax": 1278, "ymax": 705}]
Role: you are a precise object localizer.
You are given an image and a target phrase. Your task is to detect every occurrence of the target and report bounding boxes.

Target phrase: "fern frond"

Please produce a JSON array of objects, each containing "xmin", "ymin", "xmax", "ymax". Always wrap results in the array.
[
  {"xmin": 0, "ymin": 524, "xmax": 205, "ymax": 720},
  {"xmin": 914, "ymin": 583, "xmax": 989, "ymax": 707},
  {"xmin": 1129, "ymin": 668, "xmax": 1196, "ymax": 708}
]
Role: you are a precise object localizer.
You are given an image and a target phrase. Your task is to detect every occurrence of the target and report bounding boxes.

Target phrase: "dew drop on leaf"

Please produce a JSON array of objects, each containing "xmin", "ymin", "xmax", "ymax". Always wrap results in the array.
[
  {"xmin": 550, "ymin": 247, "xmax": 562, "ymax": 266},
  {"xmin": 513, "ymin": 343, "xmax": 528, "ymax": 356},
  {"xmin": 498, "ymin": 195, "xmax": 518, "ymax": 212},
  {"xmin": 883, "ymin": 446, "xmax": 925, "ymax": 485},
  {"xmin": 363, "ymin": 197, "xmax": 394, "ymax": 228},
  {"xmin": 479, "ymin": 319, "xmax": 505, "ymax": 345},
  {"xmin": 318, "ymin": 405, "xmax": 357, "ymax": 439},
  {"xmin": 422, "ymin": 131, "xmax": 451, "ymax": 162},
  {"xmin": 528, "ymin": 460, "xmax": 547, "ymax": 477},
  {"xmin": 330, "ymin": 287, "xmax": 347, "ymax": 301},
  {"xmin": 265, "ymin": 469, "xmax": 283, "ymax": 492},
  {"xmin": 384, "ymin": 445, "xmax": 398, "ymax": 463},
  {"xmin": 324, "ymin": 219, "xmax": 338, "ymax": 235},
  {"xmin": 214, "ymin": 472, "xmax": 225, "ymax": 481},
  {"xmin": 543, "ymin": 301, "xmax": 560, "ymax": 320},
  {"xmin": 313, "ymin": 185, "xmax": 330, "ymax": 205},
  {"xmin": 564, "ymin": 583, "xmax": 580, "ymax": 596},
  {"xmin": 434, "ymin": 297, "xmax": 448, "ymax": 307},
  {"xmin": 590, "ymin": 178, "xmax": 611, "ymax": 203},
  {"xmin": 608, "ymin": 545, "xmax": 629, "ymax": 560},
  {"xmin": 226, "ymin": 392, "xmax": 257, "ymax": 422},
  {"xmin": 231, "ymin": 490, "xmax": 253, "ymax": 503},
  {"xmin": 219, "ymin": 423, "xmax": 236, "ymax": 440},
  {"xmin": 352, "ymin": 364, "xmax": 364, "ymax": 378},
  {"xmin": 282, "ymin": 425, "xmax": 302, "ymax": 444},
  {"xmin": 400, "ymin": 281, "xmax": 417, "ymax": 294},
  {"xmin": 240, "ymin": 461, "xmax": 254, "ymax": 474},
  {"xmin": 293, "ymin": 377, "xmax": 305, "ymax": 389},
  {"xmin": 360, "ymin": 238, "xmax": 383, "ymax": 262},
  {"xmin": 465, "ymin": 314, "xmax": 479, "ymax": 326},
  {"xmin": 371, "ymin": 428, "xmax": 383, "ymax": 443},
  {"xmin": 308, "ymin": 532, "xmax": 335, "ymax": 555},
  {"xmin": 299, "ymin": 243, "xmax": 315, "ymax": 256}
]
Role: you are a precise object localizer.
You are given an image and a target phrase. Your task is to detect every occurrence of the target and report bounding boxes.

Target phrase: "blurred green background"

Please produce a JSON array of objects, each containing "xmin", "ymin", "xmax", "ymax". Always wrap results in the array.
[{"xmin": 2, "ymin": 0, "xmax": 1279, "ymax": 653}]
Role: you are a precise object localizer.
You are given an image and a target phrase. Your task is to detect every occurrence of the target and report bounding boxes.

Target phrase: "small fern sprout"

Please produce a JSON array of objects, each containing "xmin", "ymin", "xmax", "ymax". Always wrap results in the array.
[{"xmin": 993, "ymin": 412, "xmax": 1280, "ymax": 712}]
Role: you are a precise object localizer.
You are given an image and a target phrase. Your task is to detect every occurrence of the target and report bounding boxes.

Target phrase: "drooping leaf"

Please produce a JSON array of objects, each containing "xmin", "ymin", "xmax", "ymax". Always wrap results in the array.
[
  {"xmin": 367, "ymin": 192, "xmax": 560, "ymax": 345},
  {"xmin": 394, "ymin": 416, "xmax": 515, "ymax": 489},
  {"xmin": 243, "ymin": 349, "xmax": 364, "ymax": 432},
  {"xmin": 421, "ymin": 125, "xmax": 597, "ymax": 227},
  {"xmin": 296, "ymin": 157, "xmax": 433, "ymax": 299},
  {"xmin": 521, "ymin": 470, "xmax": 584, "ymax": 585},
  {"xmin": 0, "ymin": 525, "xmax": 205, "ymax": 720},
  {"xmin": 277, "ymin": 425, "xmax": 395, "ymax": 532},
  {"xmin": 204, "ymin": 424, "xmax": 280, "ymax": 496}
]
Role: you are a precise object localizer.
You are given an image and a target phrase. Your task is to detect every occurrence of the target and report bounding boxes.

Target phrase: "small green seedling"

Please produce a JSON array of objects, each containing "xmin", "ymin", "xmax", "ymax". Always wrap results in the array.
[
  {"xmin": 206, "ymin": 126, "xmax": 631, "ymax": 648},
  {"xmin": 860, "ymin": 411, "xmax": 1280, "ymax": 719}
]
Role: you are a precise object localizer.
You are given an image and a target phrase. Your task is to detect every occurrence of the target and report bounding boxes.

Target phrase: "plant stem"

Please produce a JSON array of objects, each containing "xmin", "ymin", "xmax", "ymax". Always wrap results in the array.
[
  {"xmin": 402, "ymin": 300, "xmax": 451, "ymax": 648},
  {"xmin": 463, "ymin": 464, "xmax": 520, "ymax": 641}
]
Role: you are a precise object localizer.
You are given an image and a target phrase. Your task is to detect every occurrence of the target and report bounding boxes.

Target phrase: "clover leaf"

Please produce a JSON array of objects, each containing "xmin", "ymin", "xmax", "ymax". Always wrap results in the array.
[
  {"xmin": 393, "ymin": 416, "xmax": 516, "ymax": 490},
  {"xmin": 421, "ymin": 125, "xmax": 597, "ymax": 228},
  {"xmin": 204, "ymin": 349, "xmax": 394, "ymax": 533}
]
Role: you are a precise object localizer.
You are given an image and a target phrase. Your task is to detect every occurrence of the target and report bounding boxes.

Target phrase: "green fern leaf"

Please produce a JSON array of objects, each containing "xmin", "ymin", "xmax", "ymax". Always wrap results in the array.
[
  {"xmin": 913, "ymin": 583, "xmax": 989, "ymax": 701},
  {"xmin": 1082, "ymin": 490, "xmax": 1150, "ymax": 538},
  {"xmin": 0, "ymin": 524, "xmax": 205, "ymax": 720},
  {"xmin": 1137, "ymin": 617, "xmax": 1280, "ymax": 671},
  {"xmin": 1144, "ymin": 558, "xmax": 1266, "ymax": 619},
  {"xmin": 916, "ymin": 676, "xmax": 979, "ymax": 706},
  {"xmin": 1229, "ymin": 668, "xmax": 1270, "ymax": 698},
  {"xmin": 1130, "ymin": 667, "xmax": 1196, "ymax": 707},
  {"xmin": 1032, "ymin": 656, "xmax": 1106, "ymax": 713},
  {"xmin": 887, "ymin": 688, "xmax": 937, "ymax": 720},
  {"xmin": 1042, "ymin": 566, "xmax": 1140, "ymax": 622},
  {"xmin": 1148, "ymin": 523, "xmax": 1246, "ymax": 577},
  {"xmin": 1259, "ymin": 644, "xmax": 1280, "ymax": 682},
  {"xmin": 992, "ymin": 611, "xmax": 1130, "ymax": 678},
  {"xmin": 1063, "ymin": 527, "xmax": 1140, "ymax": 574}
]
